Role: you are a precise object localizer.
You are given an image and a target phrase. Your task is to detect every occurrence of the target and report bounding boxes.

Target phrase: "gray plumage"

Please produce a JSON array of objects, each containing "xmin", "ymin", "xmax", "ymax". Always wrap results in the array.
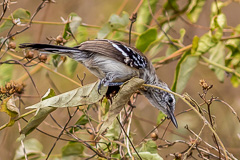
[{"xmin": 19, "ymin": 39, "xmax": 178, "ymax": 128}]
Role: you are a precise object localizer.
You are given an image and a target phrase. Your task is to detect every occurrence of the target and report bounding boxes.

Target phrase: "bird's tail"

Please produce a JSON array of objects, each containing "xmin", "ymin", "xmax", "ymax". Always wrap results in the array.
[{"xmin": 19, "ymin": 43, "xmax": 81, "ymax": 56}]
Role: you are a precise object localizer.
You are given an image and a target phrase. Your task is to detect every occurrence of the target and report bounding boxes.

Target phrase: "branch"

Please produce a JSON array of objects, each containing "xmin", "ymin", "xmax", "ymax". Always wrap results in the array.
[{"xmin": 200, "ymin": 56, "xmax": 240, "ymax": 79}]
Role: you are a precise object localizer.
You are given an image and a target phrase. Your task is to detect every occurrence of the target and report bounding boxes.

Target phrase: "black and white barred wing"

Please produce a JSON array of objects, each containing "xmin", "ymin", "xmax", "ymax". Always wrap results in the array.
[{"xmin": 78, "ymin": 40, "xmax": 148, "ymax": 69}]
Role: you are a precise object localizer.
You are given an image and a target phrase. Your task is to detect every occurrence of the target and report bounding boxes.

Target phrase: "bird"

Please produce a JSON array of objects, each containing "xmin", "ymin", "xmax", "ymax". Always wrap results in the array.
[{"xmin": 19, "ymin": 39, "xmax": 178, "ymax": 128}]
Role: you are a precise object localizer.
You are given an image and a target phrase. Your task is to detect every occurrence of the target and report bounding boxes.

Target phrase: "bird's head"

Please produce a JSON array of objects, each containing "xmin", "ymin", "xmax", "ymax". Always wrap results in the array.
[{"xmin": 140, "ymin": 82, "xmax": 178, "ymax": 128}]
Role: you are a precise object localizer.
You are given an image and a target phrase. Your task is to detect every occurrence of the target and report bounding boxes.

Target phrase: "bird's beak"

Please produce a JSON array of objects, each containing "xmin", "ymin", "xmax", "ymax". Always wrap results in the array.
[{"xmin": 167, "ymin": 109, "xmax": 178, "ymax": 128}]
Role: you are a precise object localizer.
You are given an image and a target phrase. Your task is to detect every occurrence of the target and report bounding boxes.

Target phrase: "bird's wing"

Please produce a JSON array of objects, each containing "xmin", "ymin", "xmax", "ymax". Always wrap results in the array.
[{"xmin": 77, "ymin": 39, "xmax": 148, "ymax": 69}]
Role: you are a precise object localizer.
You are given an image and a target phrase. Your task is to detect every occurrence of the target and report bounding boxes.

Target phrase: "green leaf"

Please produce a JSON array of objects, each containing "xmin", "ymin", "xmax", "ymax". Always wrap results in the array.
[
  {"xmin": 156, "ymin": 111, "xmax": 166, "ymax": 124},
  {"xmin": 42, "ymin": 88, "xmax": 56, "ymax": 101},
  {"xmin": 70, "ymin": 114, "xmax": 89, "ymax": 133},
  {"xmin": 63, "ymin": 57, "xmax": 78, "ymax": 77},
  {"xmin": 21, "ymin": 107, "xmax": 57, "ymax": 136},
  {"xmin": 231, "ymin": 74, "xmax": 240, "ymax": 88},
  {"xmin": 133, "ymin": 152, "xmax": 163, "ymax": 160},
  {"xmin": 136, "ymin": 0, "xmax": 158, "ymax": 33},
  {"xmin": 97, "ymin": 12, "xmax": 129, "ymax": 39},
  {"xmin": 63, "ymin": 13, "xmax": 82, "ymax": 40},
  {"xmin": 97, "ymin": 23, "xmax": 112, "ymax": 39},
  {"xmin": 209, "ymin": 42, "xmax": 225, "ymax": 82},
  {"xmin": 187, "ymin": 0, "xmax": 206, "ymax": 23},
  {"xmin": 62, "ymin": 142, "xmax": 84, "ymax": 158},
  {"xmin": 0, "ymin": 61, "xmax": 13, "ymax": 86},
  {"xmin": 0, "ymin": 8, "xmax": 31, "ymax": 33},
  {"xmin": 179, "ymin": 28, "xmax": 186, "ymax": 43},
  {"xmin": 165, "ymin": 45, "xmax": 177, "ymax": 56},
  {"xmin": 134, "ymin": 140, "xmax": 163, "ymax": 160},
  {"xmin": 210, "ymin": 13, "xmax": 226, "ymax": 40},
  {"xmin": 65, "ymin": 26, "xmax": 88, "ymax": 47},
  {"xmin": 26, "ymin": 81, "xmax": 107, "ymax": 109},
  {"xmin": 20, "ymin": 89, "xmax": 56, "ymax": 136},
  {"xmin": 51, "ymin": 54, "xmax": 61, "ymax": 68},
  {"xmin": 111, "ymin": 31, "xmax": 125, "ymax": 41},
  {"xmin": 172, "ymin": 51, "xmax": 199, "ymax": 93},
  {"xmin": 101, "ymin": 97, "xmax": 110, "ymax": 119},
  {"xmin": 139, "ymin": 140, "xmax": 158, "ymax": 154},
  {"xmin": 98, "ymin": 78, "xmax": 145, "ymax": 135},
  {"xmin": 211, "ymin": 1, "xmax": 225, "ymax": 16},
  {"xmin": 109, "ymin": 11, "xmax": 129, "ymax": 29},
  {"xmin": 195, "ymin": 32, "xmax": 217, "ymax": 55},
  {"xmin": 191, "ymin": 35, "xmax": 199, "ymax": 54},
  {"xmin": 135, "ymin": 28, "xmax": 157, "ymax": 52},
  {"xmin": 104, "ymin": 118, "xmax": 121, "ymax": 140},
  {"xmin": 14, "ymin": 138, "xmax": 44, "ymax": 160},
  {"xmin": 163, "ymin": 0, "xmax": 179, "ymax": 14}
]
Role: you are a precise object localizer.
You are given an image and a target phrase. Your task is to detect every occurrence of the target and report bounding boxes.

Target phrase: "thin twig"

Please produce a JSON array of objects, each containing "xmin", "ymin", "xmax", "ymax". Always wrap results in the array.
[
  {"xmin": 46, "ymin": 108, "xmax": 79, "ymax": 160},
  {"xmin": 147, "ymin": 0, "xmax": 178, "ymax": 50},
  {"xmin": 183, "ymin": 123, "xmax": 206, "ymax": 158},
  {"xmin": 0, "ymin": 0, "xmax": 8, "ymax": 22},
  {"xmin": 117, "ymin": 117, "xmax": 142, "ymax": 160},
  {"xmin": 129, "ymin": 13, "xmax": 137, "ymax": 46},
  {"xmin": 0, "ymin": 0, "xmax": 48, "ymax": 50}
]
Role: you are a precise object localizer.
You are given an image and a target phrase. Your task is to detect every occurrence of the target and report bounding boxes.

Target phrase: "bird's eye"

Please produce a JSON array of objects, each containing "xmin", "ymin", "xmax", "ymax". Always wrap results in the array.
[{"xmin": 168, "ymin": 97, "xmax": 173, "ymax": 104}]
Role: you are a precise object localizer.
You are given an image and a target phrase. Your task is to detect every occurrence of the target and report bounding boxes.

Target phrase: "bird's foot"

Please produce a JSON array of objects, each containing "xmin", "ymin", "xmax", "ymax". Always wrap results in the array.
[{"xmin": 98, "ymin": 79, "xmax": 124, "ymax": 94}]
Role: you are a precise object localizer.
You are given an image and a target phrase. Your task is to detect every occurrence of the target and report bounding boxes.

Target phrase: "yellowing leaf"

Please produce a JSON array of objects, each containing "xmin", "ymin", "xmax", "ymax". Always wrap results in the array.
[{"xmin": 1, "ymin": 96, "xmax": 19, "ymax": 116}]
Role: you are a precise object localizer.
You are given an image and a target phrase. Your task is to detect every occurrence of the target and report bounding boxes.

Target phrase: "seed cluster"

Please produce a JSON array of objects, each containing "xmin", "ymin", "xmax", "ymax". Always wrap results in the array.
[
  {"xmin": 0, "ymin": 81, "xmax": 25, "ymax": 101},
  {"xmin": 199, "ymin": 79, "xmax": 213, "ymax": 91}
]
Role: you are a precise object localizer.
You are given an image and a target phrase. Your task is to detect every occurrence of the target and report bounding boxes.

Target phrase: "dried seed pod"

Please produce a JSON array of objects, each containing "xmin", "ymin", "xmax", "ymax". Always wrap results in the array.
[
  {"xmin": 9, "ymin": 88, "xmax": 16, "ymax": 94},
  {"xmin": 0, "ymin": 86, "xmax": 7, "ymax": 94},
  {"xmin": 25, "ymin": 51, "xmax": 34, "ymax": 59},
  {"xmin": 56, "ymin": 35, "xmax": 64, "ymax": 44},
  {"xmin": 38, "ymin": 54, "xmax": 48, "ymax": 63},
  {"xmin": 15, "ymin": 84, "xmax": 24, "ymax": 94},
  {"xmin": 150, "ymin": 132, "xmax": 158, "ymax": 141},
  {"xmin": 9, "ymin": 41, "xmax": 16, "ymax": 49},
  {"xmin": 5, "ymin": 82, "xmax": 12, "ymax": 90}
]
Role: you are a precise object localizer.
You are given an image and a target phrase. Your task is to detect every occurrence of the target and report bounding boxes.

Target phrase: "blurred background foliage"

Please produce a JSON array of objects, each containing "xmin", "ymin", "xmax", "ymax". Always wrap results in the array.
[{"xmin": 0, "ymin": 0, "xmax": 240, "ymax": 159}]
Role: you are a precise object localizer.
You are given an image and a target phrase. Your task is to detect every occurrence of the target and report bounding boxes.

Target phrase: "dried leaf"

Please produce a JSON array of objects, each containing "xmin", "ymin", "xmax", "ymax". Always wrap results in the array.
[
  {"xmin": 26, "ymin": 81, "xmax": 107, "ymax": 109},
  {"xmin": 98, "ymin": 78, "xmax": 144, "ymax": 135}
]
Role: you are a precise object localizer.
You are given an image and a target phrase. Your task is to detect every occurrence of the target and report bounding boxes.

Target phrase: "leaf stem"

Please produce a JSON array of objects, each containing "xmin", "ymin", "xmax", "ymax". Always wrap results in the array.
[
  {"xmin": 1, "ymin": 17, "xmax": 140, "ymax": 35},
  {"xmin": 6, "ymin": 51, "xmax": 82, "ymax": 87},
  {"xmin": 0, "ymin": 109, "xmax": 37, "ymax": 131},
  {"xmin": 200, "ymin": 55, "xmax": 240, "ymax": 78}
]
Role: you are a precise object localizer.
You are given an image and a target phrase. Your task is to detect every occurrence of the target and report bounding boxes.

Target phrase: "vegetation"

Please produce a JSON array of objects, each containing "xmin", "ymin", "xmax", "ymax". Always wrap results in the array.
[{"xmin": 0, "ymin": 0, "xmax": 239, "ymax": 159}]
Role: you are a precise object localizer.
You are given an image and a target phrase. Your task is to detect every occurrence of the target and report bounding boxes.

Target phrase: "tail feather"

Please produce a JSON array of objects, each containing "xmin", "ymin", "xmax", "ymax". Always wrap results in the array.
[{"xmin": 19, "ymin": 43, "xmax": 80, "ymax": 55}]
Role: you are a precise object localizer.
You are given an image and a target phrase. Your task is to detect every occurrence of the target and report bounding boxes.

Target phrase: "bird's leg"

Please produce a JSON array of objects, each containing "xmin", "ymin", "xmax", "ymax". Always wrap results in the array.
[
  {"xmin": 107, "ymin": 82, "xmax": 124, "ymax": 86},
  {"xmin": 98, "ymin": 74, "xmax": 124, "ymax": 94}
]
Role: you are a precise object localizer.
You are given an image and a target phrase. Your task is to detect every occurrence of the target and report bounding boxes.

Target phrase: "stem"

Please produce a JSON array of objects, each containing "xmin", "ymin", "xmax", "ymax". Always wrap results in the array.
[
  {"xmin": 142, "ymin": 83, "xmax": 229, "ymax": 159},
  {"xmin": 6, "ymin": 51, "xmax": 82, "ymax": 87},
  {"xmin": 201, "ymin": 56, "xmax": 240, "ymax": 78},
  {"xmin": 0, "ymin": 109, "xmax": 37, "ymax": 131}
]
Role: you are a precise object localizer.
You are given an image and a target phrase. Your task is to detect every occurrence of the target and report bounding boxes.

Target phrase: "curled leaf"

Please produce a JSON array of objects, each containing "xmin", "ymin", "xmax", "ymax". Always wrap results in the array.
[
  {"xmin": 98, "ymin": 78, "xmax": 144, "ymax": 135},
  {"xmin": 0, "ymin": 96, "xmax": 19, "ymax": 127}
]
